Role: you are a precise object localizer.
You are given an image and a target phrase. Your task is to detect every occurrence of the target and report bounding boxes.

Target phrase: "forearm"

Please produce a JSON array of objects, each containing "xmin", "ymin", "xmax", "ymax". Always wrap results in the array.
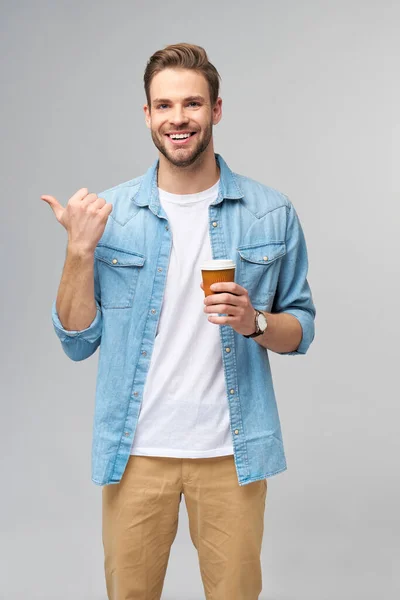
[
  {"xmin": 56, "ymin": 246, "xmax": 97, "ymax": 331},
  {"xmin": 254, "ymin": 312, "xmax": 302, "ymax": 353}
]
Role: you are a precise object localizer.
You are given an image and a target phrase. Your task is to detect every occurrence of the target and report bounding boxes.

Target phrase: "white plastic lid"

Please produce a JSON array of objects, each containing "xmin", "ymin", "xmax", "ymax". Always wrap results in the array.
[{"xmin": 200, "ymin": 259, "xmax": 236, "ymax": 271}]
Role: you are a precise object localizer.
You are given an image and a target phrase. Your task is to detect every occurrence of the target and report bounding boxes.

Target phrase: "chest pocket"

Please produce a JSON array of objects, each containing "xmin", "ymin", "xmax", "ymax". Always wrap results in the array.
[
  {"xmin": 95, "ymin": 244, "xmax": 145, "ymax": 309},
  {"xmin": 237, "ymin": 241, "xmax": 286, "ymax": 309}
]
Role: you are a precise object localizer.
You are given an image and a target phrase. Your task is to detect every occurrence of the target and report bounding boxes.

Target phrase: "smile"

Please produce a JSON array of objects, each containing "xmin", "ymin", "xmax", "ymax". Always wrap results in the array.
[{"xmin": 165, "ymin": 132, "xmax": 197, "ymax": 145}]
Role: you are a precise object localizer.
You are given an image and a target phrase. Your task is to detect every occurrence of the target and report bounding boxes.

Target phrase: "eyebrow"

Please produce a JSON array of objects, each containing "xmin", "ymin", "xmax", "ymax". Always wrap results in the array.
[{"xmin": 152, "ymin": 95, "xmax": 206, "ymax": 105}]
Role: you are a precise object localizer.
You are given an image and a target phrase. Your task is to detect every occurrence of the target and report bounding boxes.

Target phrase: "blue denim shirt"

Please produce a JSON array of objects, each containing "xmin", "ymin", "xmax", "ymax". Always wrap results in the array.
[{"xmin": 52, "ymin": 154, "xmax": 316, "ymax": 486}]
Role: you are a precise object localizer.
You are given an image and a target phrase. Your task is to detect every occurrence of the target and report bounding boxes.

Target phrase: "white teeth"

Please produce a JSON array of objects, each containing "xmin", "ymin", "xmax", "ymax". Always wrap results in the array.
[{"xmin": 170, "ymin": 133, "xmax": 191, "ymax": 139}]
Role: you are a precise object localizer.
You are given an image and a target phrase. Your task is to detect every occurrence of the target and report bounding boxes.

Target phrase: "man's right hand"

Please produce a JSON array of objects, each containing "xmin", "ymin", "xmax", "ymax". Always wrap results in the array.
[{"xmin": 41, "ymin": 187, "xmax": 113, "ymax": 254}]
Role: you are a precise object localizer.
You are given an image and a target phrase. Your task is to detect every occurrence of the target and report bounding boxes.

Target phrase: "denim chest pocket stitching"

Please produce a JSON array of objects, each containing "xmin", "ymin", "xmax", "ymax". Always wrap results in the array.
[
  {"xmin": 95, "ymin": 244, "xmax": 145, "ymax": 309},
  {"xmin": 236, "ymin": 241, "xmax": 286, "ymax": 308},
  {"xmin": 237, "ymin": 241, "xmax": 286, "ymax": 265}
]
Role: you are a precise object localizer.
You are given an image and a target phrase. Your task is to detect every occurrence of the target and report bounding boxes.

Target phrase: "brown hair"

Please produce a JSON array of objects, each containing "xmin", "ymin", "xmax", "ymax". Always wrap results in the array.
[{"xmin": 144, "ymin": 43, "xmax": 221, "ymax": 109}]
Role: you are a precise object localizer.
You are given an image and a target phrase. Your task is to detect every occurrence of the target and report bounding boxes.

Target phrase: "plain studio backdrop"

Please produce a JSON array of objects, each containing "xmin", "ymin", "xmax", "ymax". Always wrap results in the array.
[{"xmin": 0, "ymin": 0, "xmax": 399, "ymax": 599}]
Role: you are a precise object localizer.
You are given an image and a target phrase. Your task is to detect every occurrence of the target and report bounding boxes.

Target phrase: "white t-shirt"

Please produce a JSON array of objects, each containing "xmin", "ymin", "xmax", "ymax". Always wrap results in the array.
[{"xmin": 130, "ymin": 180, "xmax": 234, "ymax": 458}]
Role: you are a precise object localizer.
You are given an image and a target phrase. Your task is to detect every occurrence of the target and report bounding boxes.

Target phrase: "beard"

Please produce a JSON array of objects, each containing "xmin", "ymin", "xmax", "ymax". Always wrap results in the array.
[{"xmin": 151, "ymin": 120, "xmax": 213, "ymax": 168}]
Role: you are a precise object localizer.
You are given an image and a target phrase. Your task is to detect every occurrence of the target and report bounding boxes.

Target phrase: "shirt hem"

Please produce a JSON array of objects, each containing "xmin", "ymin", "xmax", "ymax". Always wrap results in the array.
[{"xmin": 130, "ymin": 446, "xmax": 234, "ymax": 459}]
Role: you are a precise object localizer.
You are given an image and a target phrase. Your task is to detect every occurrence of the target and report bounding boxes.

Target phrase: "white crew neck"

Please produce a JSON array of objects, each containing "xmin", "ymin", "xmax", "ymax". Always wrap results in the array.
[{"xmin": 158, "ymin": 180, "xmax": 220, "ymax": 205}]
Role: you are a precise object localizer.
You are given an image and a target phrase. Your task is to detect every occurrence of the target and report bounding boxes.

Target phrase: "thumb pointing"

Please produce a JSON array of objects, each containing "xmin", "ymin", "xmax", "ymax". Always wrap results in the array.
[{"xmin": 41, "ymin": 195, "xmax": 64, "ymax": 222}]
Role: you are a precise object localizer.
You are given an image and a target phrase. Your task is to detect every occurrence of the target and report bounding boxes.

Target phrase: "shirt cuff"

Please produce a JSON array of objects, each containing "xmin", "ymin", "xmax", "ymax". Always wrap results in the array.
[
  {"xmin": 51, "ymin": 300, "xmax": 102, "ymax": 343},
  {"xmin": 277, "ymin": 309, "xmax": 315, "ymax": 356}
]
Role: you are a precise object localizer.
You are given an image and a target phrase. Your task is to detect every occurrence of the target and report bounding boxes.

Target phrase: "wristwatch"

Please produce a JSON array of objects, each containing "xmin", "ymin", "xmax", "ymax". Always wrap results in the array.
[{"xmin": 244, "ymin": 310, "xmax": 268, "ymax": 338}]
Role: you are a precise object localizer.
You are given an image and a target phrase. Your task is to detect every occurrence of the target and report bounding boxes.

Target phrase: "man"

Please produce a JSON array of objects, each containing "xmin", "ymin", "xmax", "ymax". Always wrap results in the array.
[{"xmin": 42, "ymin": 43, "xmax": 316, "ymax": 600}]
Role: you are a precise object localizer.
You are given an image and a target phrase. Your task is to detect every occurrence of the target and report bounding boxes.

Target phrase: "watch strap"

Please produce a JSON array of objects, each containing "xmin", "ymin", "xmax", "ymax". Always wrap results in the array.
[{"xmin": 243, "ymin": 310, "xmax": 265, "ymax": 338}]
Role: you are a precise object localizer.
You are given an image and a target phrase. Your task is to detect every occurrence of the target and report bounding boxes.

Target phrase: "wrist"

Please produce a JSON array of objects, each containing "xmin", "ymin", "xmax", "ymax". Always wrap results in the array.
[
  {"xmin": 243, "ymin": 309, "xmax": 268, "ymax": 339},
  {"xmin": 67, "ymin": 244, "xmax": 95, "ymax": 260}
]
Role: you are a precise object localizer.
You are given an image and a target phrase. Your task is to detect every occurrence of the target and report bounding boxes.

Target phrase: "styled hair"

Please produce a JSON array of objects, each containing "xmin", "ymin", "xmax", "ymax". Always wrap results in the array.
[{"xmin": 144, "ymin": 43, "xmax": 221, "ymax": 108}]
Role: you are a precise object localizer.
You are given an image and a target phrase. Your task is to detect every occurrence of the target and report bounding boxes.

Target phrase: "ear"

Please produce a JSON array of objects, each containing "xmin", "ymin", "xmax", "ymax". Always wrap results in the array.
[
  {"xmin": 212, "ymin": 97, "xmax": 223, "ymax": 126},
  {"xmin": 143, "ymin": 104, "xmax": 151, "ymax": 129}
]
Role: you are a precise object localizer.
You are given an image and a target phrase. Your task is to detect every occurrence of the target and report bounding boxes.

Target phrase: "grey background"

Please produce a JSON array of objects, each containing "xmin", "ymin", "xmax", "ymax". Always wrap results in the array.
[{"xmin": 0, "ymin": 0, "xmax": 399, "ymax": 598}]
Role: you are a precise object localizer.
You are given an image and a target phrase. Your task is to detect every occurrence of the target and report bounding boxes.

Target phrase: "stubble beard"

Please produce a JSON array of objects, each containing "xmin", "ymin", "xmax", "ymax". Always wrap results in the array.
[{"xmin": 151, "ymin": 121, "xmax": 213, "ymax": 168}]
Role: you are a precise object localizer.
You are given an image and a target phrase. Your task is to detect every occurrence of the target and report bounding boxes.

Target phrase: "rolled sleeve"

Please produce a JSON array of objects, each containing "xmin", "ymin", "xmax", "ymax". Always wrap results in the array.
[
  {"xmin": 51, "ymin": 300, "xmax": 102, "ymax": 361},
  {"xmin": 279, "ymin": 308, "xmax": 315, "ymax": 355},
  {"xmin": 272, "ymin": 200, "xmax": 316, "ymax": 356}
]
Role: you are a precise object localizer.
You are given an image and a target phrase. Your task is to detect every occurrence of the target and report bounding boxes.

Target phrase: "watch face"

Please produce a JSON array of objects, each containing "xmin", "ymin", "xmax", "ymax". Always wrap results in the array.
[{"xmin": 257, "ymin": 312, "xmax": 268, "ymax": 331}]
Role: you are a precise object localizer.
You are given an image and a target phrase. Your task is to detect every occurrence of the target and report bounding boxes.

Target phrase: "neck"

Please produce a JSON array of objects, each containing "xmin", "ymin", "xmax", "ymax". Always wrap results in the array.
[{"xmin": 157, "ymin": 145, "xmax": 220, "ymax": 194}]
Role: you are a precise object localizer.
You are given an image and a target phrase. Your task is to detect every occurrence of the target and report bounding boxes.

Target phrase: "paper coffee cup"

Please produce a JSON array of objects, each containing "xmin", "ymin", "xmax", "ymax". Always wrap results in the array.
[{"xmin": 201, "ymin": 259, "xmax": 236, "ymax": 297}]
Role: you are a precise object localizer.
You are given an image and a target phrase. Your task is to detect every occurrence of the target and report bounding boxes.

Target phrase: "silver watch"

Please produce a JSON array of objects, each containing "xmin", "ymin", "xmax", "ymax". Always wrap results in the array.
[{"xmin": 244, "ymin": 310, "xmax": 268, "ymax": 338}]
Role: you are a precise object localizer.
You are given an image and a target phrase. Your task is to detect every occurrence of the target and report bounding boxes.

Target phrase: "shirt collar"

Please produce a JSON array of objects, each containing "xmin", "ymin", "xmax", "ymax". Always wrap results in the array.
[{"xmin": 132, "ymin": 153, "xmax": 244, "ymax": 213}]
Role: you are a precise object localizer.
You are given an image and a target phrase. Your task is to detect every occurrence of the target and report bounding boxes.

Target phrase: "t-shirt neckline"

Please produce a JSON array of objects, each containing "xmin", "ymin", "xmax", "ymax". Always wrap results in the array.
[{"xmin": 158, "ymin": 180, "xmax": 220, "ymax": 205}]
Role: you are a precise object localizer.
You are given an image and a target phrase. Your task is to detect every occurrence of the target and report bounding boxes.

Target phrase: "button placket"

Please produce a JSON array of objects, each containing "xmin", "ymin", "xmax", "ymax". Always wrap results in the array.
[{"xmin": 208, "ymin": 202, "xmax": 244, "ymax": 448}]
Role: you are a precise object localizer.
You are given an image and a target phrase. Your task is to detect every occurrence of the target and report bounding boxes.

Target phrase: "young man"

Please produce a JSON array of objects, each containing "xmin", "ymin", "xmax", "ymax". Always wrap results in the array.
[{"xmin": 42, "ymin": 43, "xmax": 316, "ymax": 600}]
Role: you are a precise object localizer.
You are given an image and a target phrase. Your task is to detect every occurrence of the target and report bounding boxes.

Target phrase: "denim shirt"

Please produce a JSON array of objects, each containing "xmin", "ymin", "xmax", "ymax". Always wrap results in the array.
[{"xmin": 52, "ymin": 154, "xmax": 316, "ymax": 486}]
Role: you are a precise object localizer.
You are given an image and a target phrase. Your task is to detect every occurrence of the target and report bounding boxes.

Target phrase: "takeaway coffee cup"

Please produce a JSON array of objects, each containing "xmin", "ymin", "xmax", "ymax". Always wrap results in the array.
[{"xmin": 201, "ymin": 259, "xmax": 236, "ymax": 297}]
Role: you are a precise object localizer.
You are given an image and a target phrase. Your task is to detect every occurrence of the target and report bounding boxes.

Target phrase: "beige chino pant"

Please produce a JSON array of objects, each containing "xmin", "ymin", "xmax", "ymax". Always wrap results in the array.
[{"xmin": 102, "ymin": 454, "xmax": 267, "ymax": 600}]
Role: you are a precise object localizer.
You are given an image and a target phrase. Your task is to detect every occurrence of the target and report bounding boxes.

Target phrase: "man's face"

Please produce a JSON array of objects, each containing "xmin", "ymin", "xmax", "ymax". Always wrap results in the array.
[{"xmin": 144, "ymin": 68, "xmax": 222, "ymax": 168}]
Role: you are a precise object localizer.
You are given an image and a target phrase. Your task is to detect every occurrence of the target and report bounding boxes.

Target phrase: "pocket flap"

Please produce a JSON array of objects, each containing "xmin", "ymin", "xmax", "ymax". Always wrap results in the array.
[
  {"xmin": 238, "ymin": 241, "xmax": 286, "ymax": 265},
  {"xmin": 95, "ymin": 244, "xmax": 145, "ymax": 267}
]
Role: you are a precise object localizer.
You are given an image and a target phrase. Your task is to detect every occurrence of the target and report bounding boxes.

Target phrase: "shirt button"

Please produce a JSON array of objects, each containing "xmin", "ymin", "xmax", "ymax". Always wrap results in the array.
[
  {"xmin": 263, "ymin": 256, "xmax": 268, "ymax": 261},
  {"xmin": 158, "ymin": 268, "xmax": 162, "ymax": 272},
  {"xmin": 225, "ymin": 347, "xmax": 231, "ymax": 353},
  {"xmin": 230, "ymin": 389, "xmax": 235, "ymax": 394},
  {"xmin": 212, "ymin": 221, "xmax": 218, "ymax": 227},
  {"xmin": 133, "ymin": 392, "xmax": 139, "ymax": 397},
  {"xmin": 124, "ymin": 431, "xmax": 130, "ymax": 437},
  {"xmin": 142, "ymin": 351, "xmax": 147, "ymax": 356},
  {"xmin": 112, "ymin": 259, "xmax": 118, "ymax": 264},
  {"xmin": 234, "ymin": 429, "xmax": 239, "ymax": 435},
  {"xmin": 151, "ymin": 309, "xmax": 156, "ymax": 315},
  {"xmin": 165, "ymin": 225, "xmax": 169, "ymax": 231}
]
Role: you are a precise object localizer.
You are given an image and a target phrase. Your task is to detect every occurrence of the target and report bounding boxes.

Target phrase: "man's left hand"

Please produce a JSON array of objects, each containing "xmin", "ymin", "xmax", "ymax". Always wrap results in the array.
[{"xmin": 201, "ymin": 281, "xmax": 256, "ymax": 336}]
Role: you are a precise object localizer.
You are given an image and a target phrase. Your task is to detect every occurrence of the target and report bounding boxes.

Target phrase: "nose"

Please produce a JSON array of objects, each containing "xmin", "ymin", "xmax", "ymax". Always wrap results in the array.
[{"xmin": 170, "ymin": 105, "xmax": 189, "ymax": 126}]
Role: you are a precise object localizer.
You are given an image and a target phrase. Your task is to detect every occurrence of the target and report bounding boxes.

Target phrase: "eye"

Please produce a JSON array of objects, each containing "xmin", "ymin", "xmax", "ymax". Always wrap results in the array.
[
  {"xmin": 157, "ymin": 104, "xmax": 169, "ymax": 110},
  {"xmin": 188, "ymin": 102, "xmax": 200, "ymax": 107}
]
